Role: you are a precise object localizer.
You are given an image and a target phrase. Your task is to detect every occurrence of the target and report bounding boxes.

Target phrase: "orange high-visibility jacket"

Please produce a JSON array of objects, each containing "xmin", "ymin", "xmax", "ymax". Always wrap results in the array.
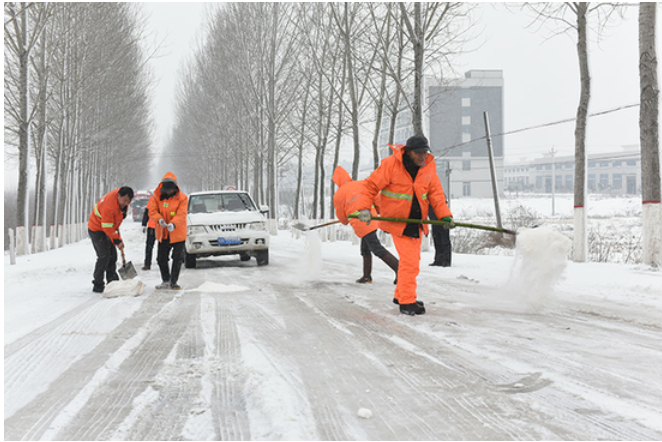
[
  {"xmin": 148, "ymin": 171, "xmax": 188, "ymax": 243},
  {"xmin": 87, "ymin": 187, "xmax": 125, "ymax": 245},
  {"xmin": 359, "ymin": 145, "xmax": 452, "ymax": 237},
  {"xmin": 332, "ymin": 166, "xmax": 380, "ymax": 238}
]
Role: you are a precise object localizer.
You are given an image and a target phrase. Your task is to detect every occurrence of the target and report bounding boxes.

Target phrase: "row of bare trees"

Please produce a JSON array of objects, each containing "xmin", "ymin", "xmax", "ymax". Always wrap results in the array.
[
  {"xmin": 4, "ymin": 2, "xmax": 153, "ymax": 254},
  {"xmin": 523, "ymin": 3, "xmax": 659, "ymax": 265},
  {"xmin": 168, "ymin": 2, "xmax": 472, "ymax": 221}
]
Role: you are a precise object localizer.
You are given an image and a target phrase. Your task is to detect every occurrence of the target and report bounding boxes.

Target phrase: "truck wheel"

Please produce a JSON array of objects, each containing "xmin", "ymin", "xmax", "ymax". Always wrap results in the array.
[
  {"xmin": 185, "ymin": 252, "xmax": 197, "ymax": 268},
  {"xmin": 240, "ymin": 253, "xmax": 251, "ymax": 262},
  {"xmin": 256, "ymin": 249, "xmax": 269, "ymax": 266}
]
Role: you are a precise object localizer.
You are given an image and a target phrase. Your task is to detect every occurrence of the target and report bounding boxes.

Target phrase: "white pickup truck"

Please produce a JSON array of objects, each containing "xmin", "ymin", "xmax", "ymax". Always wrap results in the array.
[{"xmin": 184, "ymin": 190, "xmax": 270, "ymax": 267}]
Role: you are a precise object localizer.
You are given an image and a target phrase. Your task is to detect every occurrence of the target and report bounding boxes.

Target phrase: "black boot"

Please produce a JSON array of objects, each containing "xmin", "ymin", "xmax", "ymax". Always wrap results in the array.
[
  {"xmin": 392, "ymin": 298, "xmax": 424, "ymax": 306},
  {"xmin": 380, "ymin": 251, "xmax": 399, "ymax": 285},
  {"xmin": 400, "ymin": 302, "xmax": 426, "ymax": 316},
  {"xmin": 356, "ymin": 254, "xmax": 372, "ymax": 284}
]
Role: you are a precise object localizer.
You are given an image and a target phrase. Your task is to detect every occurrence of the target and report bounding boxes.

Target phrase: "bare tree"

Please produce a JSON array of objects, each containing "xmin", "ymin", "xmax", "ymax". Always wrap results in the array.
[
  {"xmin": 4, "ymin": 2, "xmax": 52, "ymax": 254},
  {"xmin": 523, "ymin": 2, "xmax": 625, "ymax": 262},
  {"xmin": 639, "ymin": 2, "xmax": 661, "ymax": 267},
  {"xmin": 397, "ymin": 2, "xmax": 469, "ymax": 136}
]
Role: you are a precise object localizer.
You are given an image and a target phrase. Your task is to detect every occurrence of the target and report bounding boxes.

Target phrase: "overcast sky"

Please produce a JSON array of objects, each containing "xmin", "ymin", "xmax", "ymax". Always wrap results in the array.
[{"xmin": 3, "ymin": 3, "xmax": 658, "ymax": 190}]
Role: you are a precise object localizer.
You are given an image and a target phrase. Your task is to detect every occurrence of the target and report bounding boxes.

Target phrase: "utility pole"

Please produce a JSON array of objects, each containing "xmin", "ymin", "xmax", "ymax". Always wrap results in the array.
[
  {"xmin": 483, "ymin": 111, "xmax": 503, "ymax": 230},
  {"xmin": 550, "ymin": 147, "xmax": 557, "ymax": 216}
]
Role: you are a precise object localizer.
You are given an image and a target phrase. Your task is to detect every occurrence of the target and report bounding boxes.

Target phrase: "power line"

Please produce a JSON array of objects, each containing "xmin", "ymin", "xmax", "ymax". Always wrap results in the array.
[{"xmin": 438, "ymin": 103, "xmax": 640, "ymax": 156}]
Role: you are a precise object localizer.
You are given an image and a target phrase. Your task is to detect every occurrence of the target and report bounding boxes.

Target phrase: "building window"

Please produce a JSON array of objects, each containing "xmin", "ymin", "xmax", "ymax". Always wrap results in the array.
[
  {"xmin": 545, "ymin": 164, "xmax": 552, "ymax": 170},
  {"xmin": 565, "ymin": 163, "xmax": 573, "ymax": 169},
  {"xmin": 613, "ymin": 161, "xmax": 622, "ymax": 167},
  {"xmin": 462, "ymin": 160, "xmax": 471, "ymax": 171},
  {"xmin": 462, "ymin": 182, "xmax": 471, "ymax": 196},
  {"xmin": 627, "ymin": 160, "xmax": 636, "ymax": 166},
  {"xmin": 462, "ymin": 132, "xmax": 471, "ymax": 143},
  {"xmin": 536, "ymin": 165, "xmax": 543, "ymax": 171},
  {"xmin": 565, "ymin": 174, "xmax": 573, "ymax": 189},
  {"xmin": 588, "ymin": 174, "xmax": 596, "ymax": 191},
  {"xmin": 536, "ymin": 176, "xmax": 543, "ymax": 189},
  {"xmin": 589, "ymin": 161, "xmax": 596, "ymax": 168},
  {"xmin": 600, "ymin": 162, "xmax": 609, "ymax": 167},
  {"xmin": 599, "ymin": 174, "xmax": 609, "ymax": 190},
  {"xmin": 462, "ymin": 116, "xmax": 471, "ymax": 125},
  {"xmin": 613, "ymin": 174, "xmax": 622, "ymax": 190},
  {"xmin": 461, "ymin": 97, "xmax": 471, "ymax": 107}
]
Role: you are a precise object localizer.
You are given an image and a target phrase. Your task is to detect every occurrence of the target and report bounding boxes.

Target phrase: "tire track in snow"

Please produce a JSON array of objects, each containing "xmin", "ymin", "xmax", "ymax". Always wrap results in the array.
[
  {"xmin": 4, "ymin": 297, "xmax": 98, "ymax": 357},
  {"xmin": 269, "ymin": 281, "xmax": 546, "ymax": 440},
  {"xmin": 4, "ymin": 297, "xmax": 125, "ymax": 419},
  {"xmin": 212, "ymin": 295, "xmax": 252, "ymax": 440},
  {"xmin": 54, "ymin": 291, "xmax": 200, "ymax": 440},
  {"xmin": 3, "ymin": 289, "xmax": 179, "ymax": 441}
]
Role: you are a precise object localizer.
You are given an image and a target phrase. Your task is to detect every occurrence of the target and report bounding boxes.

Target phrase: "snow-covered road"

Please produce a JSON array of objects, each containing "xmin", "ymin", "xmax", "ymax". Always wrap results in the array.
[{"xmin": 4, "ymin": 220, "xmax": 662, "ymax": 440}]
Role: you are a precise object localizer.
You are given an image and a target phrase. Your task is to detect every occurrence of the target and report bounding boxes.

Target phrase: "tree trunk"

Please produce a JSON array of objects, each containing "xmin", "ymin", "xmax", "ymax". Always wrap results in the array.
[
  {"xmin": 411, "ymin": 2, "xmax": 425, "ymax": 136},
  {"xmin": 16, "ymin": 2, "xmax": 31, "ymax": 255},
  {"xmin": 639, "ymin": 2, "xmax": 661, "ymax": 267},
  {"xmin": 573, "ymin": 4, "xmax": 590, "ymax": 263}
]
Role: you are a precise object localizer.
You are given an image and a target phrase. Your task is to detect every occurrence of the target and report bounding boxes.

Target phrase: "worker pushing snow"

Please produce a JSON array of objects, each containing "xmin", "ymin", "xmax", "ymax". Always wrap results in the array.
[
  {"xmin": 332, "ymin": 166, "xmax": 399, "ymax": 284},
  {"xmin": 356, "ymin": 135, "xmax": 454, "ymax": 316}
]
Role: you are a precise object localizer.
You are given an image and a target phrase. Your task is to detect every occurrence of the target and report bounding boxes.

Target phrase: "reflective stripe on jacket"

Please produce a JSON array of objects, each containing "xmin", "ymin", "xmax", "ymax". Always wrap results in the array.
[
  {"xmin": 148, "ymin": 171, "xmax": 188, "ymax": 243},
  {"xmin": 332, "ymin": 166, "xmax": 379, "ymax": 238},
  {"xmin": 359, "ymin": 145, "xmax": 452, "ymax": 236},
  {"xmin": 87, "ymin": 187, "xmax": 124, "ymax": 244}
]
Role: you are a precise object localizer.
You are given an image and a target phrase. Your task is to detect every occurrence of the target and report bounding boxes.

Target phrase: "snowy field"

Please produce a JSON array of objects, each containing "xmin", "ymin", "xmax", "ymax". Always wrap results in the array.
[{"xmin": 4, "ymin": 196, "xmax": 662, "ymax": 440}]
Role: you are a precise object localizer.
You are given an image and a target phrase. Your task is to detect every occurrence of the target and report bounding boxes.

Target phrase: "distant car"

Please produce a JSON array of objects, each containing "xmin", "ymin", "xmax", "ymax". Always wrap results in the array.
[
  {"xmin": 184, "ymin": 190, "xmax": 270, "ymax": 268},
  {"xmin": 130, "ymin": 195, "xmax": 151, "ymax": 222}
]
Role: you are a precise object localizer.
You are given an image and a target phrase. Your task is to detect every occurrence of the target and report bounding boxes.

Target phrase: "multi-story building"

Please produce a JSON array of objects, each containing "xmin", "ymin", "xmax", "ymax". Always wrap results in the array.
[
  {"xmin": 378, "ymin": 70, "xmax": 505, "ymax": 199},
  {"xmin": 429, "ymin": 70, "xmax": 504, "ymax": 199},
  {"xmin": 503, "ymin": 145, "xmax": 642, "ymax": 195}
]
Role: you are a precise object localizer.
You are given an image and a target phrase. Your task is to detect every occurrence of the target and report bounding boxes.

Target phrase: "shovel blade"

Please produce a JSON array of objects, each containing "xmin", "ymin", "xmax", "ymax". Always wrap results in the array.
[
  {"xmin": 291, "ymin": 222, "xmax": 310, "ymax": 231},
  {"xmin": 119, "ymin": 261, "xmax": 138, "ymax": 280}
]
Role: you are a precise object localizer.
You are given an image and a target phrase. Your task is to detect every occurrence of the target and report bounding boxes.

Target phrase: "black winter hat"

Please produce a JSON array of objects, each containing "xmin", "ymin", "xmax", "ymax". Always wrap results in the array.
[{"xmin": 405, "ymin": 135, "xmax": 430, "ymax": 153}]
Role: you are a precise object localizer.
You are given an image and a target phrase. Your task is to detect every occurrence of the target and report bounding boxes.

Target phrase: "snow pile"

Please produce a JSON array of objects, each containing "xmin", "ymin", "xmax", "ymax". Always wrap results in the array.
[
  {"xmin": 102, "ymin": 279, "xmax": 145, "ymax": 298},
  {"xmin": 357, "ymin": 408, "xmax": 373, "ymax": 419},
  {"xmin": 507, "ymin": 226, "xmax": 572, "ymax": 310}
]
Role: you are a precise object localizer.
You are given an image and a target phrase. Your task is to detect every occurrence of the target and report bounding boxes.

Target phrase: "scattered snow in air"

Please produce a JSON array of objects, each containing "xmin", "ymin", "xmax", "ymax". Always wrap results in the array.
[
  {"xmin": 506, "ymin": 226, "xmax": 573, "ymax": 310},
  {"xmin": 295, "ymin": 230, "xmax": 322, "ymax": 281}
]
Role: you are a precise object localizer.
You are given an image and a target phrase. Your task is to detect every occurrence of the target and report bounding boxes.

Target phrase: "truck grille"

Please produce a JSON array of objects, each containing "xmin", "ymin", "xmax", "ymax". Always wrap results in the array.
[{"xmin": 207, "ymin": 223, "xmax": 247, "ymax": 232}]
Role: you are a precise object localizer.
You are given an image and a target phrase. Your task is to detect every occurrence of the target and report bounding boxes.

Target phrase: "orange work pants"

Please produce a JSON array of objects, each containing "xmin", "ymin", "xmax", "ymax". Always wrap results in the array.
[{"xmin": 392, "ymin": 234, "xmax": 422, "ymax": 305}]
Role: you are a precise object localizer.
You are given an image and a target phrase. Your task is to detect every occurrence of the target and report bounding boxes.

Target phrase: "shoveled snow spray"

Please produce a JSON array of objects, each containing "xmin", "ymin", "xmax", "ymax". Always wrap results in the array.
[
  {"xmin": 302, "ymin": 230, "xmax": 322, "ymax": 280},
  {"xmin": 506, "ymin": 226, "xmax": 572, "ymax": 310}
]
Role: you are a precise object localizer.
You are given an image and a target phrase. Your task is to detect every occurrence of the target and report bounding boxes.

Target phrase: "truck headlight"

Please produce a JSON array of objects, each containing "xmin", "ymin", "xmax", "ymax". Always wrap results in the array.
[
  {"xmin": 248, "ymin": 221, "xmax": 266, "ymax": 231},
  {"xmin": 188, "ymin": 225, "xmax": 207, "ymax": 234}
]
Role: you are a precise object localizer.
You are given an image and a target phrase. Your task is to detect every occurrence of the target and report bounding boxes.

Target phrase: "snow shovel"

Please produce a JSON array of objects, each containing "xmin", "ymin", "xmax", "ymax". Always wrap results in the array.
[
  {"xmin": 118, "ymin": 249, "xmax": 138, "ymax": 280},
  {"xmin": 348, "ymin": 214, "xmax": 517, "ymax": 236},
  {"xmin": 292, "ymin": 219, "xmax": 342, "ymax": 231}
]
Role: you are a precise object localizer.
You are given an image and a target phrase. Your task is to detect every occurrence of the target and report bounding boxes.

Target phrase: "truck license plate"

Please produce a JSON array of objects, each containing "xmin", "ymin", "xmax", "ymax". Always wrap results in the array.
[{"xmin": 218, "ymin": 236, "xmax": 242, "ymax": 245}]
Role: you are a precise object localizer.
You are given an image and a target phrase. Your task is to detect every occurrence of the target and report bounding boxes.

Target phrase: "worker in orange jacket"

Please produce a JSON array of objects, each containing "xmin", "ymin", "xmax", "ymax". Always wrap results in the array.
[
  {"xmin": 148, "ymin": 172, "xmax": 188, "ymax": 290},
  {"xmin": 357, "ymin": 135, "xmax": 454, "ymax": 315},
  {"xmin": 333, "ymin": 166, "xmax": 399, "ymax": 284},
  {"xmin": 87, "ymin": 186, "xmax": 134, "ymax": 293}
]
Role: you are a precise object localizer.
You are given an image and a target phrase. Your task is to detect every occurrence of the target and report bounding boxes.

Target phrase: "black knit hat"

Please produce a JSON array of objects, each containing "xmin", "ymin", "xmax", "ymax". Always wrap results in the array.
[{"xmin": 405, "ymin": 135, "xmax": 430, "ymax": 153}]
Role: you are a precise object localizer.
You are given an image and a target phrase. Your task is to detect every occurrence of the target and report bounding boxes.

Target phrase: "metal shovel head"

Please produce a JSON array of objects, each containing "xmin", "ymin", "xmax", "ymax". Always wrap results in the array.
[
  {"xmin": 119, "ymin": 260, "xmax": 138, "ymax": 280},
  {"xmin": 291, "ymin": 221, "xmax": 310, "ymax": 231}
]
